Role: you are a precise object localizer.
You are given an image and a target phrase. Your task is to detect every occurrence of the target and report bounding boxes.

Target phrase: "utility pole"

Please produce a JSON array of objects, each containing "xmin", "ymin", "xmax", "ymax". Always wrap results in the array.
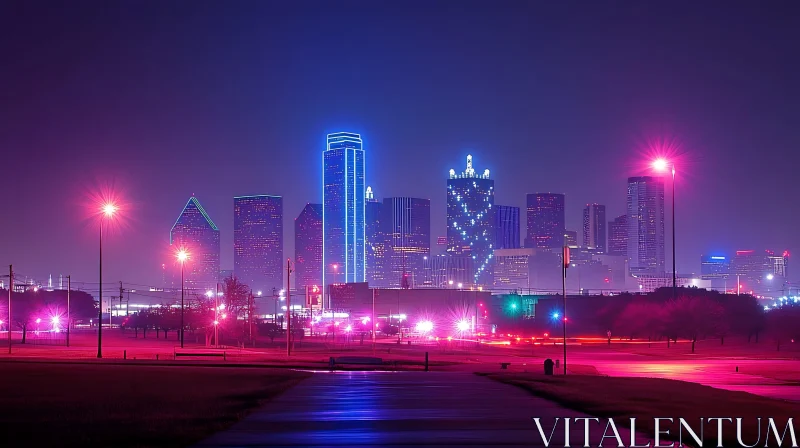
[
  {"xmin": 8, "ymin": 265, "xmax": 12, "ymax": 354},
  {"xmin": 214, "ymin": 282, "xmax": 219, "ymax": 347},
  {"xmin": 372, "ymin": 288, "xmax": 376, "ymax": 355},
  {"xmin": 285, "ymin": 261, "xmax": 292, "ymax": 355},
  {"xmin": 248, "ymin": 290, "xmax": 254, "ymax": 345},
  {"xmin": 98, "ymin": 222, "xmax": 103, "ymax": 359},
  {"xmin": 562, "ymin": 244, "xmax": 569, "ymax": 376},
  {"xmin": 67, "ymin": 275, "xmax": 71, "ymax": 347},
  {"xmin": 118, "ymin": 282, "xmax": 124, "ymax": 327}
]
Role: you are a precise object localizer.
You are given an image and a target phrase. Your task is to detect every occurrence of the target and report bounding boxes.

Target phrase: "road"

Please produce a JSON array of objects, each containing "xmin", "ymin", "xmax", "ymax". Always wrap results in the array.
[{"xmin": 196, "ymin": 371, "xmax": 653, "ymax": 447}]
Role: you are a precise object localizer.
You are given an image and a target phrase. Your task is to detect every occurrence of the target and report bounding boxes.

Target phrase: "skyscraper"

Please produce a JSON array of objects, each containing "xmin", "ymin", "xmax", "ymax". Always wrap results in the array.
[
  {"xmin": 323, "ymin": 132, "xmax": 366, "ymax": 286},
  {"xmin": 365, "ymin": 187, "xmax": 387, "ymax": 287},
  {"xmin": 382, "ymin": 197, "xmax": 431, "ymax": 288},
  {"xmin": 170, "ymin": 196, "xmax": 220, "ymax": 289},
  {"xmin": 564, "ymin": 230, "xmax": 578, "ymax": 248},
  {"xmin": 295, "ymin": 203, "xmax": 323, "ymax": 290},
  {"xmin": 607, "ymin": 214, "xmax": 627, "ymax": 256},
  {"xmin": 495, "ymin": 205, "xmax": 520, "ymax": 249},
  {"xmin": 525, "ymin": 193, "xmax": 565, "ymax": 248},
  {"xmin": 234, "ymin": 195, "xmax": 283, "ymax": 292},
  {"xmin": 627, "ymin": 176, "xmax": 665, "ymax": 275},
  {"xmin": 582, "ymin": 204, "xmax": 606, "ymax": 252},
  {"xmin": 447, "ymin": 155, "xmax": 495, "ymax": 286}
]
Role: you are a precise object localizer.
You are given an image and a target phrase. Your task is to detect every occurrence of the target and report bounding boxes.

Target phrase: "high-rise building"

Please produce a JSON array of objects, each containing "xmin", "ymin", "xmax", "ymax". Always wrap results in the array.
[
  {"xmin": 421, "ymin": 254, "xmax": 474, "ymax": 288},
  {"xmin": 365, "ymin": 187, "xmax": 387, "ymax": 287},
  {"xmin": 495, "ymin": 205, "xmax": 520, "ymax": 249},
  {"xmin": 233, "ymin": 195, "xmax": 283, "ymax": 293},
  {"xmin": 170, "ymin": 196, "xmax": 220, "ymax": 290},
  {"xmin": 626, "ymin": 176, "xmax": 665, "ymax": 275},
  {"xmin": 382, "ymin": 197, "xmax": 431, "ymax": 288},
  {"xmin": 700, "ymin": 255, "xmax": 730, "ymax": 277},
  {"xmin": 447, "ymin": 155, "xmax": 495, "ymax": 286},
  {"xmin": 564, "ymin": 230, "xmax": 578, "ymax": 248},
  {"xmin": 323, "ymin": 132, "xmax": 366, "ymax": 286},
  {"xmin": 294, "ymin": 203, "xmax": 323, "ymax": 290},
  {"xmin": 582, "ymin": 204, "xmax": 606, "ymax": 252},
  {"xmin": 525, "ymin": 193, "xmax": 565, "ymax": 249},
  {"xmin": 493, "ymin": 248, "xmax": 535, "ymax": 291},
  {"xmin": 607, "ymin": 214, "xmax": 628, "ymax": 256}
]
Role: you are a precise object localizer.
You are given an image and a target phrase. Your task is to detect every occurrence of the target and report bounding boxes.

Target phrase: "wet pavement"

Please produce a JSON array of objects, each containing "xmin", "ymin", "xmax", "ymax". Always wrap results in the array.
[{"xmin": 197, "ymin": 371, "xmax": 651, "ymax": 447}]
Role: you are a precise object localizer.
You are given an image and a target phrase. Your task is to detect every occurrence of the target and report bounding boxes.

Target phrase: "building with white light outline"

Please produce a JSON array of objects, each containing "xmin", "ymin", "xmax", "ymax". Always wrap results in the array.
[
  {"xmin": 323, "ymin": 132, "xmax": 366, "ymax": 290},
  {"xmin": 447, "ymin": 155, "xmax": 495, "ymax": 286}
]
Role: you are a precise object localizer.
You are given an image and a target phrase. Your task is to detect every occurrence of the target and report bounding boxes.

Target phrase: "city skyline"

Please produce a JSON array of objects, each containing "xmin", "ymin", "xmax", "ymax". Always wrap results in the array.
[{"xmin": 1, "ymin": 2, "xmax": 798, "ymax": 288}]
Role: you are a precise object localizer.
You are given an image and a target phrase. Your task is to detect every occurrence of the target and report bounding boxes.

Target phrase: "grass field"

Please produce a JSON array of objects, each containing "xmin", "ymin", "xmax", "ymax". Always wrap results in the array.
[
  {"xmin": 483, "ymin": 372, "xmax": 800, "ymax": 447},
  {"xmin": 0, "ymin": 362, "xmax": 309, "ymax": 447}
]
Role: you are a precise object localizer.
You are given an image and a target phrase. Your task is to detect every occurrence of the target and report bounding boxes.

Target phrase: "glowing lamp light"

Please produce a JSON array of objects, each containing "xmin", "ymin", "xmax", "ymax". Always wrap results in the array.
[
  {"xmin": 213, "ymin": 320, "xmax": 219, "ymax": 326},
  {"xmin": 552, "ymin": 312, "xmax": 559, "ymax": 319},
  {"xmin": 257, "ymin": 290, "xmax": 262, "ymax": 296},
  {"xmin": 345, "ymin": 325, "xmax": 352, "ymax": 333},
  {"xmin": 176, "ymin": 249, "xmax": 189, "ymax": 262},
  {"xmin": 35, "ymin": 318, "xmax": 41, "ymax": 324},
  {"xmin": 205, "ymin": 290, "xmax": 213, "ymax": 298},
  {"xmin": 766, "ymin": 274, "xmax": 775, "ymax": 280},
  {"xmin": 511, "ymin": 303, "xmax": 517, "ymax": 309},
  {"xmin": 102, "ymin": 203, "xmax": 118, "ymax": 217},
  {"xmin": 456, "ymin": 320, "xmax": 470, "ymax": 332},
  {"xmin": 221, "ymin": 313, "xmax": 227, "ymax": 319},
  {"xmin": 416, "ymin": 321, "xmax": 434, "ymax": 333},
  {"xmin": 652, "ymin": 158, "xmax": 669, "ymax": 172},
  {"xmin": 51, "ymin": 316, "xmax": 60, "ymax": 325}
]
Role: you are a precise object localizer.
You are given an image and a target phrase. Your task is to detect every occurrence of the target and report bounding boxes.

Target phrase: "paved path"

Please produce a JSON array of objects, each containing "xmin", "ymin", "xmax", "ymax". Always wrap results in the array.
[{"xmin": 197, "ymin": 371, "xmax": 651, "ymax": 447}]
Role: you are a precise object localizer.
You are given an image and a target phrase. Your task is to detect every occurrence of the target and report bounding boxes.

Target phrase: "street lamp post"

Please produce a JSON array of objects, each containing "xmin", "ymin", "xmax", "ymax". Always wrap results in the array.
[
  {"xmin": 177, "ymin": 249, "xmax": 188, "ymax": 349},
  {"xmin": 98, "ymin": 202, "xmax": 117, "ymax": 359}
]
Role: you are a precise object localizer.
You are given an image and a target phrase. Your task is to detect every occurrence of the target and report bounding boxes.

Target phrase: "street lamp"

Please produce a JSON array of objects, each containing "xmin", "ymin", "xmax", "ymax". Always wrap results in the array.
[
  {"xmin": 177, "ymin": 249, "xmax": 189, "ymax": 348},
  {"xmin": 97, "ymin": 201, "xmax": 117, "ymax": 359},
  {"xmin": 652, "ymin": 158, "xmax": 677, "ymax": 301}
]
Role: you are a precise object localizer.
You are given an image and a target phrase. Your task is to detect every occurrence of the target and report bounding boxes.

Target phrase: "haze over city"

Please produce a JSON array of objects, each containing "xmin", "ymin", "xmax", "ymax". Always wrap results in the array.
[{"xmin": 1, "ymin": 1, "xmax": 798, "ymax": 288}]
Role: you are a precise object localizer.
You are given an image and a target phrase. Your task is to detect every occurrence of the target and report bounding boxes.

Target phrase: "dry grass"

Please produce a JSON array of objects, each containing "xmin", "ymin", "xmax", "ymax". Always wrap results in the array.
[
  {"xmin": 0, "ymin": 362, "xmax": 309, "ymax": 447},
  {"xmin": 482, "ymin": 372, "xmax": 800, "ymax": 447}
]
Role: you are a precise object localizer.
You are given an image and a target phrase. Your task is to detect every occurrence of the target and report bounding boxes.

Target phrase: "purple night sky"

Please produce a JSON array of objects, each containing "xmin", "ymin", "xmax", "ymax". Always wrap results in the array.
[{"xmin": 1, "ymin": 1, "xmax": 798, "ymax": 289}]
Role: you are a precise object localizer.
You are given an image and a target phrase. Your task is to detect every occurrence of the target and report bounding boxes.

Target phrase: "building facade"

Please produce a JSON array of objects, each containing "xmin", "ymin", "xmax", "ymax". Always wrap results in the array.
[
  {"xmin": 564, "ymin": 230, "xmax": 578, "ymax": 248},
  {"xmin": 626, "ymin": 176, "xmax": 665, "ymax": 275},
  {"xmin": 493, "ymin": 248, "xmax": 536, "ymax": 292},
  {"xmin": 170, "ymin": 196, "xmax": 220, "ymax": 290},
  {"xmin": 525, "ymin": 193, "xmax": 565, "ymax": 249},
  {"xmin": 382, "ymin": 197, "xmax": 431, "ymax": 288},
  {"xmin": 607, "ymin": 214, "xmax": 628, "ymax": 256},
  {"xmin": 447, "ymin": 155, "xmax": 495, "ymax": 286},
  {"xmin": 294, "ymin": 203, "xmax": 323, "ymax": 290},
  {"xmin": 421, "ymin": 254, "xmax": 474, "ymax": 289},
  {"xmin": 582, "ymin": 203, "xmax": 606, "ymax": 253},
  {"xmin": 365, "ymin": 187, "xmax": 387, "ymax": 287},
  {"xmin": 233, "ymin": 195, "xmax": 283, "ymax": 293},
  {"xmin": 323, "ymin": 132, "xmax": 366, "ymax": 286},
  {"xmin": 495, "ymin": 205, "xmax": 520, "ymax": 250}
]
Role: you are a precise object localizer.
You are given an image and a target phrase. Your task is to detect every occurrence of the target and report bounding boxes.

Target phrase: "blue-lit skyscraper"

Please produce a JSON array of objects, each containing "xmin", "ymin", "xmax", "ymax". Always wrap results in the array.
[
  {"xmin": 323, "ymin": 132, "xmax": 366, "ymax": 287},
  {"xmin": 234, "ymin": 195, "xmax": 283, "ymax": 293},
  {"xmin": 447, "ymin": 155, "xmax": 495, "ymax": 286}
]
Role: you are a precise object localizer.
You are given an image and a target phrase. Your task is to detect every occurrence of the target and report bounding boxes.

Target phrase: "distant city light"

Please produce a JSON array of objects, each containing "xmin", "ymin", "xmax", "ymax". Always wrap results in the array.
[
  {"xmin": 766, "ymin": 274, "xmax": 775, "ymax": 280},
  {"xmin": 205, "ymin": 290, "xmax": 213, "ymax": 298}
]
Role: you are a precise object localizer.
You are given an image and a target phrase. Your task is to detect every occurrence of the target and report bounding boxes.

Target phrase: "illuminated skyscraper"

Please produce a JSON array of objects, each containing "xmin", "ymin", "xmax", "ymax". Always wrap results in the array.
[
  {"xmin": 582, "ymin": 204, "xmax": 606, "ymax": 252},
  {"xmin": 495, "ymin": 205, "xmax": 520, "ymax": 249},
  {"xmin": 525, "ymin": 193, "xmax": 565, "ymax": 248},
  {"xmin": 627, "ymin": 176, "xmax": 665, "ymax": 275},
  {"xmin": 382, "ymin": 197, "xmax": 431, "ymax": 288},
  {"xmin": 170, "ymin": 196, "xmax": 220, "ymax": 289},
  {"xmin": 607, "ymin": 214, "xmax": 627, "ymax": 256},
  {"xmin": 323, "ymin": 132, "xmax": 365, "ymax": 286},
  {"xmin": 295, "ymin": 203, "xmax": 323, "ymax": 290},
  {"xmin": 447, "ymin": 155, "xmax": 495, "ymax": 285},
  {"xmin": 365, "ymin": 187, "xmax": 387, "ymax": 287},
  {"xmin": 233, "ymin": 195, "xmax": 283, "ymax": 292}
]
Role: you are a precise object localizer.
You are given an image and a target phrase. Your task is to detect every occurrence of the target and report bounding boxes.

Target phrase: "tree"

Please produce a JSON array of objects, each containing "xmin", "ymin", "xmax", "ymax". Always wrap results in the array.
[
  {"xmin": 766, "ymin": 306, "xmax": 800, "ymax": 351},
  {"xmin": 662, "ymin": 296, "xmax": 726, "ymax": 353},
  {"xmin": 9, "ymin": 291, "xmax": 44, "ymax": 343},
  {"xmin": 614, "ymin": 301, "xmax": 663, "ymax": 341}
]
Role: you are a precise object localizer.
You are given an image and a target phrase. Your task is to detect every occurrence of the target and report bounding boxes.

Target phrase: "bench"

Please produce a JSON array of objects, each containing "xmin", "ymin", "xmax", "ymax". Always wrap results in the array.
[
  {"xmin": 329, "ymin": 356, "xmax": 383, "ymax": 368},
  {"xmin": 500, "ymin": 362, "xmax": 511, "ymax": 369},
  {"xmin": 175, "ymin": 352, "xmax": 226, "ymax": 360}
]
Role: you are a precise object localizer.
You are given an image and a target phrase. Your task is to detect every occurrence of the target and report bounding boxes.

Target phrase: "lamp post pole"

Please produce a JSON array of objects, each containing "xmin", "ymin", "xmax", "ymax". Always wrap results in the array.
[
  {"xmin": 180, "ymin": 260, "xmax": 185, "ymax": 348},
  {"xmin": 67, "ymin": 275, "xmax": 71, "ymax": 347},
  {"xmin": 671, "ymin": 166, "xmax": 677, "ymax": 301},
  {"xmin": 97, "ymin": 220, "xmax": 103, "ymax": 358}
]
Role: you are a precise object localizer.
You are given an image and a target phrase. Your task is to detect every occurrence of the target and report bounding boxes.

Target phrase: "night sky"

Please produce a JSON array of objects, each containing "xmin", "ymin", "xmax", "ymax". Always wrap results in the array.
[{"xmin": 1, "ymin": 1, "xmax": 798, "ymax": 289}]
